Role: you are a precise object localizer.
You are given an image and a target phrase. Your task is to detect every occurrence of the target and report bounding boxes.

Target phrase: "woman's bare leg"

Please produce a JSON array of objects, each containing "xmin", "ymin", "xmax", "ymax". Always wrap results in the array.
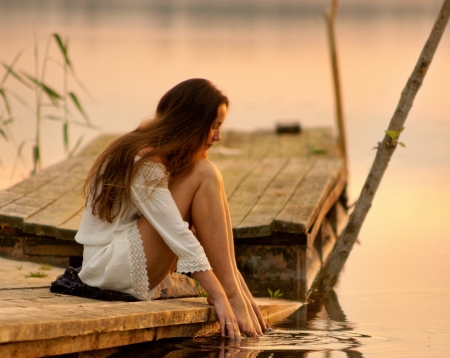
[
  {"xmin": 136, "ymin": 215, "xmax": 177, "ymax": 291},
  {"xmin": 169, "ymin": 159, "xmax": 258, "ymax": 336},
  {"xmin": 137, "ymin": 159, "xmax": 258, "ymax": 336},
  {"xmin": 221, "ymin": 190, "xmax": 267, "ymax": 333}
]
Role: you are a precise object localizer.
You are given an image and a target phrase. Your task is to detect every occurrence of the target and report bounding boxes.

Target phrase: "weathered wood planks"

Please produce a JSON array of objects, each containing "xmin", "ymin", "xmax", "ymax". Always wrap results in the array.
[
  {"xmin": 235, "ymin": 158, "xmax": 313, "ymax": 238},
  {"xmin": 0, "ymin": 157, "xmax": 90, "ymax": 239},
  {"xmin": 0, "ymin": 127, "xmax": 345, "ymax": 251},
  {"xmin": 0, "ymin": 256, "xmax": 301, "ymax": 357},
  {"xmin": 0, "ymin": 127, "xmax": 347, "ymax": 355},
  {"xmin": 273, "ymin": 158, "xmax": 345, "ymax": 235}
]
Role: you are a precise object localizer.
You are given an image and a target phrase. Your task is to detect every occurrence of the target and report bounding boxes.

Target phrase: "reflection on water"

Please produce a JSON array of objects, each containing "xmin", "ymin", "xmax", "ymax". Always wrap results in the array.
[
  {"xmin": 109, "ymin": 292, "xmax": 371, "ymax": 357},
  {"xmin": 179, "ymin": 329, "xmax": 369, "ymax": 356}
]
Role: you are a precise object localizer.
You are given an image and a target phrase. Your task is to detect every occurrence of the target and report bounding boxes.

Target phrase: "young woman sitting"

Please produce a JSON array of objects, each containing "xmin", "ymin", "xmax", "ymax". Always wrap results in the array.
[{"xmin": 74, "ymin": 78, "xmax": 266, "ymax": 339}]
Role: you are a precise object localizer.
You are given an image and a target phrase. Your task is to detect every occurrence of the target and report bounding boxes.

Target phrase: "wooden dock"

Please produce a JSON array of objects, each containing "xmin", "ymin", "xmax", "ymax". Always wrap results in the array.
[
  {"xmin": 0, "ymin": 256, "xmax": 301, "ymax": 357},
  {"xmin": 0, "ymin": 127, "xmax": 347, "ymax": 299},
  {"xmin": 0, "ymin": 126, "xmax": 347, "ymax": 355}
]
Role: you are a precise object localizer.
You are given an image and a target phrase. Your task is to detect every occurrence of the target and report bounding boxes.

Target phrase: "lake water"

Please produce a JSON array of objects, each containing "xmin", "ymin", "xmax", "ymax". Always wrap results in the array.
[{"xmin": 1, "ymin": 0, "xmax": 449, "ymax": 356}]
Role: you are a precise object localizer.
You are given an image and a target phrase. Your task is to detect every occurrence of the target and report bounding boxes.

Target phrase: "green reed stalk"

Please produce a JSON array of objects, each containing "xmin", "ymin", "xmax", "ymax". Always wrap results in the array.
[{"xmin": 0, "ymin": 32, "xmax": 95, "ymax": 177}]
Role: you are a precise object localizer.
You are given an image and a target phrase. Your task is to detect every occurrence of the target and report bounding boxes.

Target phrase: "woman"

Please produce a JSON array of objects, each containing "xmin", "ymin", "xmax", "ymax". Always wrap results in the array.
[{"xmin": 75, "ymin": 78, "xmax": 266, "ymax": 339}]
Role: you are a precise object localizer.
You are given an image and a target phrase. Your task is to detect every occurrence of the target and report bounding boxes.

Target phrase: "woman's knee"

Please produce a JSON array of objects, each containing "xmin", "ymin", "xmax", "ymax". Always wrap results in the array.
[{"xmin": 192, "ymin": 159, "xmax": 223, "ymax": 187}]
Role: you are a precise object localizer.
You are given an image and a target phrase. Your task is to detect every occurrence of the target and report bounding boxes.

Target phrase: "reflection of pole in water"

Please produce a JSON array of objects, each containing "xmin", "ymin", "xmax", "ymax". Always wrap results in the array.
[
  {"xmin": 323, "ymin": 289, "xmax": 346, "ymax": 323},
  {"xmin": 291, "ymin": 304, "xmax": 308, "ymax": 329}
]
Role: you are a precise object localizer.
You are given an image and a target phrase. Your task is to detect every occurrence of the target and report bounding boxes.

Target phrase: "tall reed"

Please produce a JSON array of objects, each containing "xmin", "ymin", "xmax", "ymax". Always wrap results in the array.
[{"xmin": 0, "ymin": 32, "xmax": 95, "ymax": 175}]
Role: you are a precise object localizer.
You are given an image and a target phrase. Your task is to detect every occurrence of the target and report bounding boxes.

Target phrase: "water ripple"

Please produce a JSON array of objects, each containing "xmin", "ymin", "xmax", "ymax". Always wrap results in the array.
[{"xmin": 181, "ymin": 328, "xmax": 371, "ymax": 354}]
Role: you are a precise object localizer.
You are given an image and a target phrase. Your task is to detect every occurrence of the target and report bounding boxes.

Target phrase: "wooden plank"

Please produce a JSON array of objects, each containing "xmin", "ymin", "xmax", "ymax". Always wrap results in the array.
[
  {"xmin": 23, "ymin": 237, "xmax": 83, "ymax": 257},
  {"xmin": 273, "ymin": 158, "xmax": 344, "ymax": 234},
  {"xmin": 228, "ymin": 157, "xmax": 288, "ymax": 228},
  {"xmin": 0, "ymin": 191, "xmax": 24, "ymax": 210},
  {"xmin": 0, "ymin": 158, "xmax": 81, "ymax": 206},
  {"xmin": 22, "ymin": 181, "xmax": 85, "ymax": 238},
  {"xmin": 75, "ymin": 134, "xmax": 119, "ymax": 157},
  {"xmin": 247, "ymin": 131, "xmax": 278, "ymax": 159},
  {"xmin": 59, "ymin": 207, "xmax": 85, "ymax": 232},
  {"xmin": 0, "ymin": 288, "xmax": 101, "ymax": 307},
  {"xmin": 277, "ymin": 132, "xmax": 308, "ymax": 158},
  {"xmin": 307, "ymin": 168, "xmax": 347, "ymax": 246},
  {"xmin": 0, "ymin": 256, "xmax": 65, "ymax": 290},
  {"xmin": 0, "ymin": 293, "xmax": 300, "ymax": 343},
  {"xmin": 218, "ymin": 158, "xmax": 259, "ymax": 198},
  {"xmin": 0, "ymin": 158, "xmax": 89, "ymax": 229},
  {"xmin": 0, "ymin": 323, "xmax": 209, "ymax": 358},
  {"xmin": 305, "ymin": 127, "xmax": 340, "ymax": 157},
  {"xmin": 0, "ymin": 256, "xmax": 302, "ymax": 356},
  {"xmin": 0, "ymin": 297, "xmax": 300, "ymax": 358},
  {"xmin": 235, "ymin": 158, "xmax": 314, "ymax": 238},
  {"xmin": 218, "ymin": 131, "xmax": 253, "ymax": 157},
  {"xmin": 0, "ymin": 129, "xmax": 345, "ymax": 242},
  {"xmin": 0, "ymin": 298, "xmax": 214, "ymax": 343}
]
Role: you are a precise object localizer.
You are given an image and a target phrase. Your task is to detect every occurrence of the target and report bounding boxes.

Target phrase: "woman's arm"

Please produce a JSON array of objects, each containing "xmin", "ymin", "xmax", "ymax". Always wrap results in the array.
[{"xmin": 131, "ymin": 172, "xmax": 212, "ymax": 273}]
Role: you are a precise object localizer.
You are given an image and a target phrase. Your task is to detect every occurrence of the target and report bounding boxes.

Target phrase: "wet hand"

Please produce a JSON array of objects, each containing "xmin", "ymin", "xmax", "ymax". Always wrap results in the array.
[
  {"xmin": 213, "ymin": 297, "xmax": 242, "ymax": 340},
  {"xmin": 249, "ymin": 299, "xmax": 267, "ymax": 334},
  {"xmin": 228, "ymin": 295, "xmax": 259, "ymax": 337}
]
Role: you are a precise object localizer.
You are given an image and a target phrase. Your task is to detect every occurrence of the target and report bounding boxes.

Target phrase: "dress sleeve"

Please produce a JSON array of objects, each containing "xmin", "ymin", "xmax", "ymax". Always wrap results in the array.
[{"xmin": 131, "ymin": 161, "xmax": 212, "ymax": 274}]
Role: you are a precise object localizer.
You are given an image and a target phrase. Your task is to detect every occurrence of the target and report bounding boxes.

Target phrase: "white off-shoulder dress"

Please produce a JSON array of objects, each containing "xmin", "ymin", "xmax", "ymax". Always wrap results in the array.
[{"xmin": 75, "ymin": 159, "xmax": 212, "ymax": 300}]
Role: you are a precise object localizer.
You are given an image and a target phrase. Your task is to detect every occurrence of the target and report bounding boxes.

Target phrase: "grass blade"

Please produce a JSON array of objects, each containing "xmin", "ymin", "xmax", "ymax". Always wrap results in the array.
[
  {"xmin": 2, "ymin": 63, "xmax": 33, "ymax": 89},
  {"xmin": 68, "ymin": 92, "xmax": 90, "ymax": 123},
  {"xmin": 71, "ymin": 120, "xmax": 99, "ymax": 130},
  {"xmin": 68, "ymin": 135, "xmax": 84, "ymax": 157},
  {"xmin": 3, "ymin": 88, "xmax": 32, "ymax": 111},
  {"xmin": 63, "ymin": 121, "xmax": 69, "ymax": 154},
  {"xmin": 0, "ymin": 127, "xmax": 8, "ymax": 140},
  {"xmin": 17, "ymin": 138, "xmax": 32, "ymax": 161},
  {"xmin": 32, "ymin": 144, "xmax": 40, "ymax": 174},
  {"xmin": 1, "ymin": 48, "xmax": 25, "ymax": 85},
  {"xmin": 44, "ymin": 115, "xmax": 64, "ymax": 121},
  {"xmin": 0, "ymin": 88, "xmax": 12, "ymax": 118},
  {"xmin": 21, "ymin": 71, "xmax": 62, "ymax": 105},
  {"xmin": 52, "ymin": 33, "xmax": 72, "ymax": 70}
]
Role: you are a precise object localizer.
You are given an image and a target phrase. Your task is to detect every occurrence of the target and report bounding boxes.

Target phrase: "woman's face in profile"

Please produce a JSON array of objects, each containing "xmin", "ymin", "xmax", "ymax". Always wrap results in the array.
[{"xmin": 205, "ymin": 103, "xmax": 227, "ymax": 150}]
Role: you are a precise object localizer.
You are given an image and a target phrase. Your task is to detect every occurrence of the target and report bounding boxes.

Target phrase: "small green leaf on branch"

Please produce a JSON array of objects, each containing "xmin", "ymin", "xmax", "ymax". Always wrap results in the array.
[{"xmin": 385, "ymin": 127, "xmax": 405, "ymax": 148}]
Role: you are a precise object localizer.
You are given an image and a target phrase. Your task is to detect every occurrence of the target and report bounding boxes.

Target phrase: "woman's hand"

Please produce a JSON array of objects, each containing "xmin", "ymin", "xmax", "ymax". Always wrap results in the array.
[
  {"xmin": 193, "ymin": 270, "xmax": 241, "ymax": 340},
  {"xmin": 213, "ymin": 295, "xmax": 241, "ymax": 340},
  {"xmin": 237, "ymin": 271, "xmax": 267, "ymax": 334},
  {"xmin": 227, "ymin": 294, "xmax": 258, "ymax": 337}
]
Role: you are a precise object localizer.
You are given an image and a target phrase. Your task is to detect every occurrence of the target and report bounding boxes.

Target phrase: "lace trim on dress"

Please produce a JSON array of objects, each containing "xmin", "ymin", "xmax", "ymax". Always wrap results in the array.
[
  {"xmin": 176, "ymin": 255, "xmax": 212, "ymax": 274},
  {"xmin": 134, "ymin": 162, "xmax": 167, "ymax": 185},
  {"xmin": 128, "ymin": 223, "xmax": 150, "ymax": 300}
]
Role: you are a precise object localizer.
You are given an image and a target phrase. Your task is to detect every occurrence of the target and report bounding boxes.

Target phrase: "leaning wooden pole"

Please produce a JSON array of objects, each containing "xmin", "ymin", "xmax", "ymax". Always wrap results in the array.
[
  {"xmin": 324, "ymin": 0, "xmax": 347, "ymax": 160},
  {"xmin": 319, "ymin": 0, "xmax": 450, "ymax": 290}
]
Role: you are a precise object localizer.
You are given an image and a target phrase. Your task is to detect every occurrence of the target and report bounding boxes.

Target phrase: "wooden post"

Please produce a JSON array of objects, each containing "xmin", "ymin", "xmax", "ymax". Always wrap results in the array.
[
  {"xmin": 324, "ymin": 0, "xmax": 347, "ymax": 160},
  {"xmin": 319, "ymin": 0, "xmax": 450, "ymax": 290},
  {"xmin": 296, "ymin": 246, "xmax": 307, "ymax": 302}
]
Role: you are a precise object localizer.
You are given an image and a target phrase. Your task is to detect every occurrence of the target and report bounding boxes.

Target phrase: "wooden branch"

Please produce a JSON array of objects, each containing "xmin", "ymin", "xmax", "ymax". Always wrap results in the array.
[
  {"xmin": 324, "ymin": 0, "xmax": 347, "ymax": 160},
  {"xmin": 319, "ymin": 0, "xmax": 450, "ymax": 290}
]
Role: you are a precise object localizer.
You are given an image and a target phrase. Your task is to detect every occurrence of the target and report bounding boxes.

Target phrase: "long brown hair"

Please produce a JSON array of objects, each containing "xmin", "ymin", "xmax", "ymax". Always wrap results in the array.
[{"xmin": 83, "ymin": 78, "xmax": 229, "ymax": 222}]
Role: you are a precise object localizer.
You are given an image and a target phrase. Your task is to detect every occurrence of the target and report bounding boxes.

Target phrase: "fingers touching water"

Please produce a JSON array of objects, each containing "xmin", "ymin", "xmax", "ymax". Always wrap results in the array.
[{"xmin": 214, "ymin": 299, "xmax": 241, "ymax": 340}]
